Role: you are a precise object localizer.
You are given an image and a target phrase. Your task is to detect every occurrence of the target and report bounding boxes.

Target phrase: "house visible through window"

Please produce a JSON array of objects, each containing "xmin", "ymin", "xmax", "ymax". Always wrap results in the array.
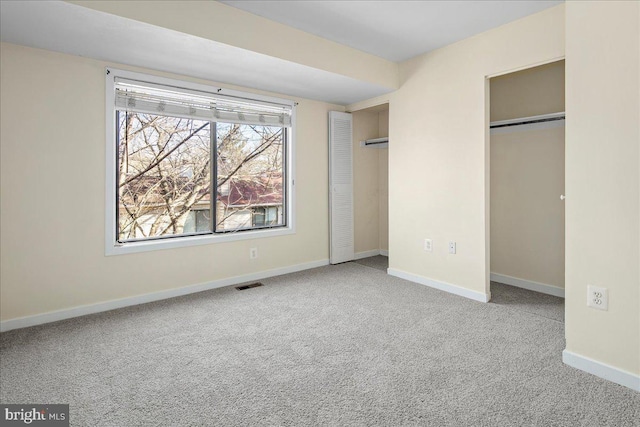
[
  {"xmin": 252, "ymin": 206, "xmax": 280, "ymax": 227},
  {"xmin": 183, "ymin": 210, "xmax": 211, "ymax": 234},
  {"xmin": 109, "ymin": 70, "xmax": 293, "ymax": 250}
]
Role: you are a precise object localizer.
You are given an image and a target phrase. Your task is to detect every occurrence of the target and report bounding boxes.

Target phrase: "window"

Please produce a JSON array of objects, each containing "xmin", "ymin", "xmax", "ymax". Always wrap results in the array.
[
  {"xmin": 106, "ymin": 69, "xmax": 295, "ymax": 255},
  {"xmin": 252, "ymin": 207, "xmax": 280, "ymax": 227}
]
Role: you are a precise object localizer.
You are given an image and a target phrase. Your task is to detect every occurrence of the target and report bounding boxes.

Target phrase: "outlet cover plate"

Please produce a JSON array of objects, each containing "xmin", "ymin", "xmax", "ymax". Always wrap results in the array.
[
  {"xmin": 587, "ymin": 285, "xmax": 608, "ymax": 310},
  {"xmin": 424, "ymin": 239, "xmax": 433, "ymax": 252}
]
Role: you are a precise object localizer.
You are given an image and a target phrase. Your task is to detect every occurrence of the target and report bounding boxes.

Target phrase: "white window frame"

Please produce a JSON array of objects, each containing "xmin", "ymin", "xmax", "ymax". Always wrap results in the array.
[{"xmin": 105, "ymin": 68, "xmax": 296, "ymax": 256}]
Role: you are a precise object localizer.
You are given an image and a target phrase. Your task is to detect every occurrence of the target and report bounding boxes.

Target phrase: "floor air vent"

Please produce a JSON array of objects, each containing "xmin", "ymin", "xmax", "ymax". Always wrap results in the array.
[{"xmin": 236, "ymin": 282, "xmax": 264, "ymax": 291}]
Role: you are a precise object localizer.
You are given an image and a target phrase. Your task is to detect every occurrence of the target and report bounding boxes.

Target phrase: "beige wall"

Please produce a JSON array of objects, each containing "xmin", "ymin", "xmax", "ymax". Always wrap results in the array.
[
  {"xmin": 491, "ymin": 128, "xmax": 565, "ymax": 288},
  {"xmin": 352, "ymin": 108, "xmax": 389, "ymax": 254},
  {"xmin": 0, "ymin": 42, "xmax": 340, "ymax": 321},
  {"xmin": 389, "ymin": 5, "xmax": 565, "ymax": 297},
  {"xmin": 565, "ymin": 1, "xmax": 639, "ymax": 375},
  {"xmin": 378, "ymin": 110, "xmax": 389, "ymax": 252},
  {"xmin": 491, "ymin": 60, "xmax": 565, "ymax": 121},
  {"xmin": 490, "ymin": 61, "xmax": 565, "ymax": 289},
  {"xmin": 67, "ymin": 1, "xmax": 398, "ymax": 90},
  {"xmin": 353, "ymin": 110, "xmax": 381, "ymax": 253}
]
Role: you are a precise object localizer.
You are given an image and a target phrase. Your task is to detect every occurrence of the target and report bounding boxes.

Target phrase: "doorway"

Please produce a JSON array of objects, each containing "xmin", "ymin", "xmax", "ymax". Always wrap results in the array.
[{"xmin": 351, "ymin": 103, "xmax": 389, "ymax": 270}]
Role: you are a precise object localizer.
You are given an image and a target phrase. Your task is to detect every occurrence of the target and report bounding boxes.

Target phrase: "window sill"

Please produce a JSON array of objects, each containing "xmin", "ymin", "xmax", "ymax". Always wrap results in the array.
[{"xmin": 105, "ymin": 226, "xmax": 294, "ymax": 256}]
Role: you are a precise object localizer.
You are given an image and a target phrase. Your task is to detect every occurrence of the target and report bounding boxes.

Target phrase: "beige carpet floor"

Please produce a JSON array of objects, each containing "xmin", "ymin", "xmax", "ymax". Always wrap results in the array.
[{"xmin": 1, "ymin": 262, "xmax": 638, "ymax": 426}]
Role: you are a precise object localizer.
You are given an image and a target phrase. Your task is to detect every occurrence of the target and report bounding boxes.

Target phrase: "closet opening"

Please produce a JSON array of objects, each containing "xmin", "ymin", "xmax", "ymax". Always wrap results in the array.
[
  {"xmin": 350, "ymin": 103, "xmax": 389, "ymax": 271},
  {"xmin": 488, "ymin": 60, "xmax": 565, "ymax": 321}
]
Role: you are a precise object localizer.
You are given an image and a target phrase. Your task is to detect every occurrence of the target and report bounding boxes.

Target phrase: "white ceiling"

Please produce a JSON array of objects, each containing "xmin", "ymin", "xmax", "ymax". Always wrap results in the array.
[
  {"xmin": 0, "ymin": 1, "xmax": 392, "ymax": 105},
  {"xmin": 221, "ymin": 1, "xmax": 563, "ymax": 62},
  {"xmin": 0, "ymin": 0, "xmax": 563, "ymax": 105}
]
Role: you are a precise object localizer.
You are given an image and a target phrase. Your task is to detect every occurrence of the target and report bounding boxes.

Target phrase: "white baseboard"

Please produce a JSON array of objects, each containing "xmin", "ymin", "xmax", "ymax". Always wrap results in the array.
[
  {"xmin": 354, "ymin": 249, "xmax": 389, "ymax": 259},
  {"xmin": 354, "ymin": 249, "xmax": 382, "ymax": 260},
  {"xmin": 490, "ymin": 272, "xmax": 564, "ymax": 298},
  {"xmin": 563, "ymin": 350, "xmax": 640, "ymax": 392},
  {"xmin": 388, "ymin": 268, "xmax": 490, "ymax": 303},
  {"xmin": 0, "ymin": 259, "xmax": 330, "ymax": 333}
]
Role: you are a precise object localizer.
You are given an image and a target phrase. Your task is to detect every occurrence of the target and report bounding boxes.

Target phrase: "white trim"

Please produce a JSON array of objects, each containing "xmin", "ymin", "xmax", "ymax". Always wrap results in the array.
[
  {"xmin": 110, "ymin": 228, "xmax": 297, "ymax": 256},
  {"xmin": 354, "ymin": 249, "xmax": 389, "ymax": 259},
  {"xmin": 105, "ymin": 68, "xmax": 117, "ymax": 255},
  {"xmin": 485, "ymin": 56, "xmax": 565, "ymax": 79},
  {"xmin": 490, "ymin": 272, "xmax": 564, "ymax": 298},
  {"xmin": 0, "ymin": 259, "xmax": 329, "ymax": 333},
  {"xmin": 562, "ymin": 350, "xmax": 640, "ymax": 392},
  {"xmin": 354, "ymin": 249, "xmax": 382, "ymax": 260},
  {"xmin": 105, "ymin": 67, "xmax": 296, "ymax": 256},
  {"xmin": 388, "ymin": 268, "xmax": 490, "ymax": 303}
]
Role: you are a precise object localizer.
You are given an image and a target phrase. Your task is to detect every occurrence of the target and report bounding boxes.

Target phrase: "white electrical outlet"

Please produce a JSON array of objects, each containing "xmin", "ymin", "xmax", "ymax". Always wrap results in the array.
[
  {"xmin": 587, "ymin": 285, "xmax": 608, "ymax": 310},
  {"xmin": 424, "ymin": 239, "xmax": 433, "ymax": 252},
  {"xmin": 448, "ymin": 241, "xmax": 456, "ymax": 254},
  {"xmin": 249, "ymin": 247, "xmax": 258, "ymax": 259}
]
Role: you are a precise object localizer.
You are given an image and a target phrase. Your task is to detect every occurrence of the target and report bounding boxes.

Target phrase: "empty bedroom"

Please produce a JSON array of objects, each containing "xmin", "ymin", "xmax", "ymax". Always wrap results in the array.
[{"xmin": 1, "ymin": 1, "xmax": 638, "ymax": 425}]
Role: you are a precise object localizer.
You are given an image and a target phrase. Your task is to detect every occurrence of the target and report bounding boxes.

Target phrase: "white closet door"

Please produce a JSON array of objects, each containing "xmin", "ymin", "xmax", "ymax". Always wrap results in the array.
[{"xmin": 329, "ymin": 111, "xmax": 354, "ymax": 264}]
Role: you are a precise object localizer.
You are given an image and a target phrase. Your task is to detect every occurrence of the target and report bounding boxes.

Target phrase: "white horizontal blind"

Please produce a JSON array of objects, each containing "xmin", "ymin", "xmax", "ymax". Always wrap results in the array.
[{"xmin": 114, "ymin": 78, "xmax": 292, "ymax": 127}]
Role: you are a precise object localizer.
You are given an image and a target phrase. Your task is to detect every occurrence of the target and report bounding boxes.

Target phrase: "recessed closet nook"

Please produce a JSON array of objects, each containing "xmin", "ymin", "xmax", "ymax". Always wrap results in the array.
[
  {"xmin": 328, "ymin": 104, "xmax": 389, "ymax": 265},
  {"xmin": 489, "ymin": 60, "xmax": 566, "ymax": 301},
  {"xmin": 352, "ymin": 104, "xmax": 389, "ymax": 261}
]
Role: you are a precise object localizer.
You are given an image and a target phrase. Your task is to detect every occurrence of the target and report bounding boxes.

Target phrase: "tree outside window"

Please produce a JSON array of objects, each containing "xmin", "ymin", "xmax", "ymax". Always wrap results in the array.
[{"xmin": 117, "ymin": 113, "xmax": 285, "ymax": 242}]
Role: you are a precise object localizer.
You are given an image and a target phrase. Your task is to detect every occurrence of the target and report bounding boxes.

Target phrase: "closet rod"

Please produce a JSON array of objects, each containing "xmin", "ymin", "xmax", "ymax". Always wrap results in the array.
[
  {"xmin": 490, "ymin": 112, "xmax": 565, "ymax": 129},
  {"xmin": 360, "ymin": 137, "xmax": 389, "ymax": 148}
]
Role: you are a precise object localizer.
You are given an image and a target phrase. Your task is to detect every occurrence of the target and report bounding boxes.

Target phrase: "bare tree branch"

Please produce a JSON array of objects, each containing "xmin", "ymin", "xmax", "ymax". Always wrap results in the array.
[{"xmin": 121, "ymin": 121, "xmax": 210, "ymax": 187}]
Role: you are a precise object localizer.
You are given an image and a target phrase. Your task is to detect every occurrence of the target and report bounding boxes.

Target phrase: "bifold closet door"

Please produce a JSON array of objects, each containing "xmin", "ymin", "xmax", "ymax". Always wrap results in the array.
[{"xmin": 328, "ymin": 111, "xmax": 354, "ymax": 264}]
